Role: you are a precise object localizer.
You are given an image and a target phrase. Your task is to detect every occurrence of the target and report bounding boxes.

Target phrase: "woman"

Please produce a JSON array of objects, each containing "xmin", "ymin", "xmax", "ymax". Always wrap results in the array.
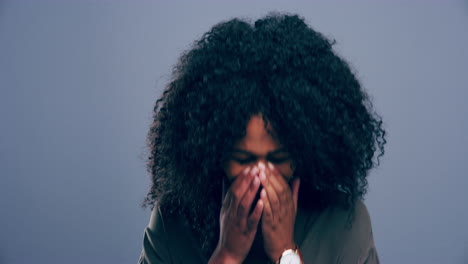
[{"xmin": 139, "ymin": 13, "xmax": 386, "ymax": 264}]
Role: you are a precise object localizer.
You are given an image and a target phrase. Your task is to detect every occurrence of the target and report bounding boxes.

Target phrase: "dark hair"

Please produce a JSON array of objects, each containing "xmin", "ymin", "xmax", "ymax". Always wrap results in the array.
[{"xmin": 142, "ymin": 13, "xmax": 386, "ymax": 257}]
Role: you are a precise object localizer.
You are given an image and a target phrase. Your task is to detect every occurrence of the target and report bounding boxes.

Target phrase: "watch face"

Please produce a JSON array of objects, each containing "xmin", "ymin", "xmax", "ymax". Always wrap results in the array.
[{"xmin": 280, "ymin": 251, "xmax": 301, "ymax": 264}]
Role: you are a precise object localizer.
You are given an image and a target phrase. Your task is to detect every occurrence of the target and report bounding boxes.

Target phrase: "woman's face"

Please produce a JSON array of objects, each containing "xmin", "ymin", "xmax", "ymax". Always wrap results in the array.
[{"xmin": 224, "ymin": 114, "xmax": 295, "ymax": 182}]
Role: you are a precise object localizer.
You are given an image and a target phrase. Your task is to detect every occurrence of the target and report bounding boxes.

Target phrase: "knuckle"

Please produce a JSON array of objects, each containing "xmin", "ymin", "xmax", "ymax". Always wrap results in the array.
[
  {"xmin": 247, "ymin": 218, "xmax": 255, "ymax": 228},
  {"xmin": 243, "ymin": 174, "xmax": 251, "ymax": 183},
  {"xmin": 278, "ymin": 185, "xmax": 285, "ymax": 194},
  {"xmin": 272, "ymin": 198, "xmax": 280, "ymax": 207},
  {"xmin": 231, "ymin": 191, "xmax": 241, "ymax": 201},
  {"xmin": 238, "ymin": 203, "xmax": 247, "ymax": 214}
]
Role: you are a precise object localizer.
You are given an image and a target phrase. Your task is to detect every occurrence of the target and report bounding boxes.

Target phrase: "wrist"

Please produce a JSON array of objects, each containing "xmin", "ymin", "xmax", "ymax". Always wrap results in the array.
[
  {"xmin": 208, "ymin": 247, "xmax": 241, "ymax": 264},
  {"xmin": 269, "ymin": 241, "xmax": 296, "ymax": 262},
  {"xmin": 272, "ymin": 243, "xmax": 302, "ymax": 264}
]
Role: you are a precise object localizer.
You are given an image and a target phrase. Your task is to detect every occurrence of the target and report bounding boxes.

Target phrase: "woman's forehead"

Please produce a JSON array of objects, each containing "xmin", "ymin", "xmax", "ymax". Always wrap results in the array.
[{"xmin": 230, "ymin": 114, "xmax": 285, "ymax": 152}]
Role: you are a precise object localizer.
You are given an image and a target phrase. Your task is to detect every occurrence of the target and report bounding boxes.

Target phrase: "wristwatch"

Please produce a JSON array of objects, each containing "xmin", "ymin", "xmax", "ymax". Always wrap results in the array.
[{"xmin": 276, "ymin": 246, "xmax": 303, "ymax": 264}]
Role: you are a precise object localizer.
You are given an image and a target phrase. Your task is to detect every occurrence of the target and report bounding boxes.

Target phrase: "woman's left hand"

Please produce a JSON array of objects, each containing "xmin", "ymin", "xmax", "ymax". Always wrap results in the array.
[{"xmin": 259, "ymin": 162, "xmax": 300, "ymax": 262}]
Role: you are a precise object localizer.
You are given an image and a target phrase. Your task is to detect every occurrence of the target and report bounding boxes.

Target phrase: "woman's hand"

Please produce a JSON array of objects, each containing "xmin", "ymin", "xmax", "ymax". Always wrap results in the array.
[
  {"xmin": 209, "ymin": 167, "xmax": 264, "ymax": 264},
  {"xmin": 259, "ymin": 162, "xmax": 300, "ymax": 262}
]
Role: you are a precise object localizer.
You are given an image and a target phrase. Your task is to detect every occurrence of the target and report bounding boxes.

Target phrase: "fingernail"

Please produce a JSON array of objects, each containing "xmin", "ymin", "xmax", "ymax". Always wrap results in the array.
[
  {"xmin": 258, "ymin": 162, "xmax": 265, "ymax": 170},
  {"xmin": 267, "ymin": 162, "xmax": 274, "ymax": 170},
  {"xmin": 253, "ymin": 177, "xmax": 259, "ymax": 186},
  {"xmin": 259, "ymin": 170, "xmax": 266, "ymax": 181},
  {"xmin": 251, "ymin": 167, "xmax": 259, "ymax": 175}
]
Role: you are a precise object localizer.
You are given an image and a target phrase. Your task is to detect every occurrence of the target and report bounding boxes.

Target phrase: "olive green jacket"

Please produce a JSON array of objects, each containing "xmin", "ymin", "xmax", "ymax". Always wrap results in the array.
[{"xmin": 138, "ymin": 199, "xmax": 380, "ymax": 263}]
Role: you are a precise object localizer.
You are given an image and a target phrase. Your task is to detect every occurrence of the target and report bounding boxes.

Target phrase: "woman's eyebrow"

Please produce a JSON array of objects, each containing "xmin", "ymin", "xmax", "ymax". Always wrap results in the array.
[
  {"xmin": 231, "ymin": 149, "xmax": 252, "ymax": 155},
  {"xmin": 269, "ymin": 147, "xmax": 288, "ymax": 155},
  {"xmin": 231, "ymin": 147, "xmax": 288, "ymax": 155}
]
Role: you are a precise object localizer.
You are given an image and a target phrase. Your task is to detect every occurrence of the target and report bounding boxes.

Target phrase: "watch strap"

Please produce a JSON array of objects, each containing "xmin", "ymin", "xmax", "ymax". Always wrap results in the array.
[{"xmin": 275, "ymin": 245, "xmax": 303, "ymax": 264}]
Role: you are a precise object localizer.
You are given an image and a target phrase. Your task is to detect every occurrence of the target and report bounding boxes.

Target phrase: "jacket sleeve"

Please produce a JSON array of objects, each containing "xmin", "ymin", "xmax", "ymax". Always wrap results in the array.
[
  {"xmin": 138, "ymin": 206, "xmax": 172, "ymax": 264},
  {"xmin": 361, "ymin": 228, "xmax": 380, "ymax": 264},
  {"xmin": 336, "ymin": 200, "xmax": 381, "ymax": 264}
]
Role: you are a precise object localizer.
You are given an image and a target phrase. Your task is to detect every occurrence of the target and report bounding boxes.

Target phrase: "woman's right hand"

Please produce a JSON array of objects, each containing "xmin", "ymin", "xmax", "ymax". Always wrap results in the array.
[{"xmin": 208, "ymin": 167, "xmax": 264, "ymax": 264}]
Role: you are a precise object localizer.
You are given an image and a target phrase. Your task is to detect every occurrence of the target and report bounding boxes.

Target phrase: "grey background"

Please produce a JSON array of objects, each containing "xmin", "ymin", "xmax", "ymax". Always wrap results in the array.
[{"xmin": 1, "ymin": 1, "xmax": 467, "ymax": 263}]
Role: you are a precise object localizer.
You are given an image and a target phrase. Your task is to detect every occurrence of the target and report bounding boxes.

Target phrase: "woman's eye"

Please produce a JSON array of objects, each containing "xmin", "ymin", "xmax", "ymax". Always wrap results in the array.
[
  {"xmin": 268, "ymin": 157, "xmax": 290, "ymax": 164},
  {"xmin": 233, "ymin": 158, "xmax": 255, "ymax": 164}
]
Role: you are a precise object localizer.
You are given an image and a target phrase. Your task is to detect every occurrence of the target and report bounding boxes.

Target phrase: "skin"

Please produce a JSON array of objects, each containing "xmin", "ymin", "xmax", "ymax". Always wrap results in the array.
[
  {"xmin": 223, "ymin": 114, "xmax": 295, "ymax": 181},
  {"xmin": 209, "ymin": 114, "xmax": 301, "ymax": 263}
]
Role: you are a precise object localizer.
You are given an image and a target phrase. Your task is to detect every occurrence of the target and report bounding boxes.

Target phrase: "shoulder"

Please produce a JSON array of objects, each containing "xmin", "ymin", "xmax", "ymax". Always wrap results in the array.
[
  {"xmin": 312, "ymin": 198, "xmax": 373, "ymax": 246},
  {"xmin": 147, "ymin": 205, "xmax": 191, "ymax": 242},
  {"xmin": 332, "ymin": 199, "xmax": 373, "ymax": 245},
  {"xmin": 334, "ymin": 198, "xmax": 372, "ymax": 234},
  {"xmin": 299, "ymin": 199, "xmax": 379, "ymax": 263},
  {"xmin": 145, "ymin": 205, "xmax": 207, "ymax": 262},
  {"xmin": 147, "ymin": 206, "xmax": 164, "ymax": 233},
  {"xmin": 139, "ymin": 206, "xmax": 172, "ymax": 263}
]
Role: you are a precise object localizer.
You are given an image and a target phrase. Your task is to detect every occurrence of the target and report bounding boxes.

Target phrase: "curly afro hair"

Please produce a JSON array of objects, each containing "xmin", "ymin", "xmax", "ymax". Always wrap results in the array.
[{"xmin": 142, "ymin": 13, "xmax": 386, "ymax": 257}]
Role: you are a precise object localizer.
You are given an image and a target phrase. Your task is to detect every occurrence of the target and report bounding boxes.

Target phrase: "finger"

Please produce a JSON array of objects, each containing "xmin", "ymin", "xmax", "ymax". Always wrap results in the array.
[
  {"xmin": 291, "ymin": 177, "xmax": 300, "ymax": 213},
  {"xmin": 221, "ymin": 188, "xmax": 232, "ymax": 213},
  {"xmin": 260, "ymin": 187, "xmax": 273, "ymax": 224},
  {"xmin": 247, "ymin": 198, "xmax": 264, "ymax": 231},
  {"xmin": 267, "ymin": 163, "xmax": 295, "ymax": 215},
  {"xmin": 260, "ymin": 167, "xmax": 281, "ymax": 216},
  {"xmin": 229, "ymin": 167, "xmax": 254, "ymax": 207},
  {"xmin": 223, "ymin": 167, "xmax": 251, "ymax": 214},
  {"xmin": 267, "ymin": 162, "xmax": 290, "ymax": 197},
  {"xmin": 238, "ymin": 175, "xmax": 261, "ymax": 218},
  {"xmin": 229, "ymin": 166, "xmax": 252, "ymax": 193}
]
